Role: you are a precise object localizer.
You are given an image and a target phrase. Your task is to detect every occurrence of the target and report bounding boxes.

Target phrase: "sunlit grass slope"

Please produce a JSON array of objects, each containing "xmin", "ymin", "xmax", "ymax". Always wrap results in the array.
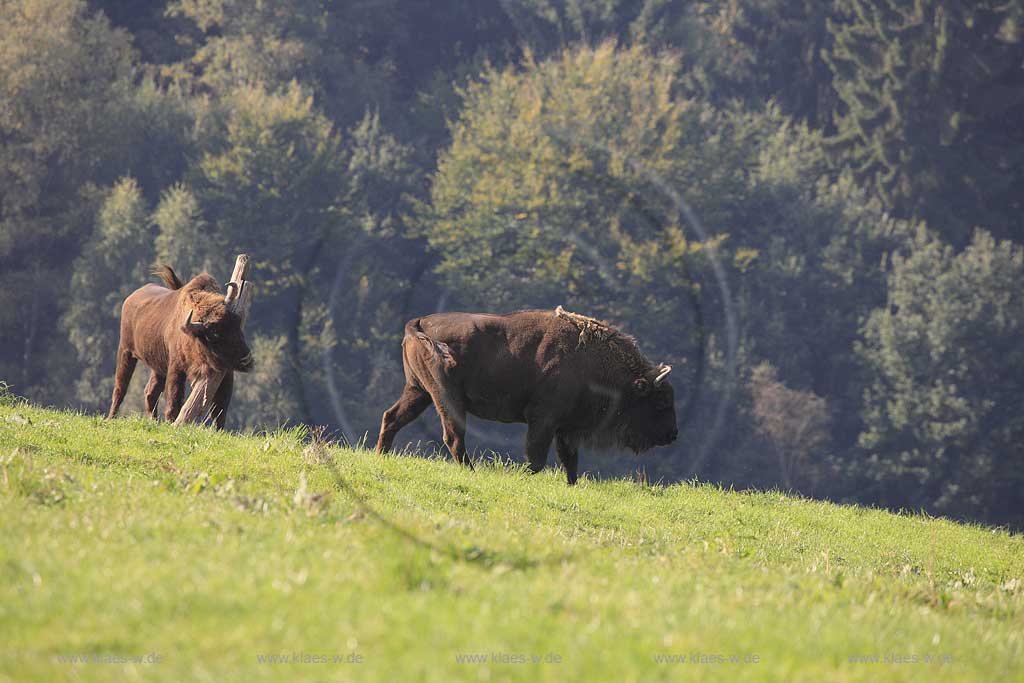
[{"xmin": 1, "ymin": 402, "xmax": 1022, "ymax": 682}]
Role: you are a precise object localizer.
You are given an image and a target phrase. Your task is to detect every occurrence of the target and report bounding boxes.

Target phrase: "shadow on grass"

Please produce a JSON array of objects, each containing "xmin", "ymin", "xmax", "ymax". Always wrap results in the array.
[{"xmin": 317, "ymin": 441, "xmax": 576, "ymax": 573}]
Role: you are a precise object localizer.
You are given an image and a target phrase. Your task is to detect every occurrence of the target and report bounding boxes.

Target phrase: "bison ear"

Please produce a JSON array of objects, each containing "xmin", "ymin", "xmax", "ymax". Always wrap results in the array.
[{"xmin": 632, "ymin": 376, "xmax": 651, "ymax": 396}]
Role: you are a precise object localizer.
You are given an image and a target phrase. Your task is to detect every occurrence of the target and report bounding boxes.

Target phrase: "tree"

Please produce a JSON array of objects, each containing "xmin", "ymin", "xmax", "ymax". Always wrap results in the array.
[
  {"xmin": 493, "ymin": 0, "xmax": 838, "ymax": 128},
  {"xmin": 499, "ymin": 0, "xmax": 653, "ymax": 52},
  {"xmin": 168, "ymin": 0, "xmax": 403, "ymax": 126},
  {"xmin": 679, "ymin": 0, "xmax": 837, "ymax": 128},
  {"xmin": 64, "ymin": 178, "xmax": 154, "ymax": 409},
  {"xmin": 229, "ymin": 334, "xmax": 300, "ymax": 430},
  {"xmin": 748, "ymin": 362, "xmax": 830, "ymax": 490},
  {"xmin": 153, "ymin": 184, "xmax": 223, "ymax": 277},
  {"xmin": 423, "ymin": 41, "xmax": 924, "ymax": 488},
  {"xmin": 88, "ymin": 0, "xmax": 194, "ymax": 65},
  {"xmin": 858, "ymin": 227, "xmax": 1024, "ymax": 525},
  {"xmin": 310, "ymin": 111, "xmax": 427, "ymax": 438},
  {"xmin": 825, "ymin": 0, "xmax": 1024, "ymax": 242},
  {"xmin": 0, "ymin": 0, "xmax": 137, "ymax": 401},
  {"xmin": 424, "ymin": 43, "xmax": 729, "ymax": 476},
  {"xmin": 425, "ymin": 42, "xmax": 742, "ymax": 316},
  {"xmin": 187, "ymin": 82, "xmax": 348, "ymax": 423}
]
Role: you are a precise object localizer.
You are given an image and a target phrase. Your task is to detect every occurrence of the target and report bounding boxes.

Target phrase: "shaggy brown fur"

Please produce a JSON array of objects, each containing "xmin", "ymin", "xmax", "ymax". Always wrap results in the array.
[
  {"xmin": 106, "ymin": 265, "xmax": 253, "ymax": 428},
  {"xmin": 554, "ymin": 305, "xmax": 651, "ymax": 378},
  {"xmin": 375, "ymin": 307, "xmax": 677, "ymax": 484}
]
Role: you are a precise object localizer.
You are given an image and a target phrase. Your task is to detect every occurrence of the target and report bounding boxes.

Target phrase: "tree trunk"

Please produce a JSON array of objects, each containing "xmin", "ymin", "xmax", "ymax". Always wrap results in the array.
[{"xmin": 776, "ymin": 443, "xmax": 793, "ymax": 491}]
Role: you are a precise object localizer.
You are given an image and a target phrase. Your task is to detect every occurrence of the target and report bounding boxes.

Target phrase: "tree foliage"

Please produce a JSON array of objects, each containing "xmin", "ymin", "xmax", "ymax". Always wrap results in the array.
[
  {"xmin": 858, "ymin": 228, "xmax": 1024, "ymax": 520},
  {"xmin": 748, "ymin": 362, "xmax": 830, "ymax": 490},
  {"xmin": 1, "ymin": 0, "xmax": 1022, "ymax": 527},
  {"xmin": 64, "ymin": 178, "xmax": 154, "ymax": 408},
  {"xmin": 0, "ymin": 0, "xmax": 137, "ymax": 401},
  {"xmin": 826, "ymin": 0, "xmax": 1024, "ymax": 242},
  {"xmin": 425, "ymin": 42, "xmax": 920, "ymax": 489}
]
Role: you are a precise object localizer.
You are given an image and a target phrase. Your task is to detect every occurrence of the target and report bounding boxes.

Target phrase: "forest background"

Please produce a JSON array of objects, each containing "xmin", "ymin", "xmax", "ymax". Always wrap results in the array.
[{"xmin": 2, "ymin": 0, "xmax": 1022, "ymax": 527}]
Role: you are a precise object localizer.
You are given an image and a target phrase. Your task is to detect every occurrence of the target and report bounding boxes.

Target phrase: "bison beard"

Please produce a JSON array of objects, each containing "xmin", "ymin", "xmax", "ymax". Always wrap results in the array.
[
  {"xmin": 106, "ymin": 265, "xmax": 254, "ymax": 428},
  {"xmin": 375, "ymin": 306, "xmax": 677, "ymax": 484}
]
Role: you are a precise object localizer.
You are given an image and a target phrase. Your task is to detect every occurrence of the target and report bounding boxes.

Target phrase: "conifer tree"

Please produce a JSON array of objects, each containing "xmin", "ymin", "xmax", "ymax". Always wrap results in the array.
[
  {"xmin": 826, "ymin": 0, "xmax": 1024, "ymax": 242},
  {"xmin": 858, "ymin": 228, "xmax": 1024, "ymax": 524}
]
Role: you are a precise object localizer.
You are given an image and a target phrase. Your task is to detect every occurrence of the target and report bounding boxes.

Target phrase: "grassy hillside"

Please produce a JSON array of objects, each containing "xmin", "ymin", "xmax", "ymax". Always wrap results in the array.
[{"xmin": 1, "ymin": 402, "xmax": 1022, "ymax": 683}]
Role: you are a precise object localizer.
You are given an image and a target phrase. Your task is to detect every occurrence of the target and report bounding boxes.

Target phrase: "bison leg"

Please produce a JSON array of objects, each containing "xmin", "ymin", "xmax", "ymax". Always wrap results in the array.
[
  {"xmin": 107, "ymin": 345, "xmax": 138, "ymax": 419},
  {"xmin": 212, "ymin": 372, "xmax": 234, "ymax": 430},
  {"xmin": 524, "ymin": 422, "xmax": 555, "ymax": 475},
  {"xmin": 439, "ymin": 407, "xmax": 471, "ymax": 467},
  {"xmin": 429, "ymin": 393, "xmax": 470, "ymax": 467},
  {"xmin": 164, "ymin": 368, "xmax": 187, "ymax": 422},
  {"xmin": 143, "ymin": 372, "xmax": 165, "ymax": 418},
  {"xmin": 375, "ymin": 385, "xmax": 431, "ymax": 453},
  {"xmin": 555, "ymin": 433, "xmax": 580, "ymax": 485}
]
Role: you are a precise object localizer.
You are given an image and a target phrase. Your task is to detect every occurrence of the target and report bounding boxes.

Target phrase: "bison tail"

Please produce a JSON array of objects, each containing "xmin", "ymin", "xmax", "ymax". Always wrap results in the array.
[
  {"xmin": 153, "ymin": 265, "xmax": 183, "ymax": 290},
  {"xmin": 405, "ymin": 319, "xmax": 457, "ymax": 370}
]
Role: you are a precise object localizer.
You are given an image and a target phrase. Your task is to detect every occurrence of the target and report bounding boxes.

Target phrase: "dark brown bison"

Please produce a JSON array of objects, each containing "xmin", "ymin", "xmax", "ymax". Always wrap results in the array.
[
  {"xmin": 375, "ymin": 306, "xmax": 677, "ymax": 484},
  {"xmin": 106, "ymin": 266, "xmax": 254, "ymax": 428}
]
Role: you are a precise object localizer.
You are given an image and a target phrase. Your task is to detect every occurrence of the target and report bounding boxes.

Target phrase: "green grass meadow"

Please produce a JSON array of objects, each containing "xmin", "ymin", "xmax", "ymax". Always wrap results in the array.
[{"xmin": 1, "ymin": 402, "xmax": 1022, "ymax": 682}]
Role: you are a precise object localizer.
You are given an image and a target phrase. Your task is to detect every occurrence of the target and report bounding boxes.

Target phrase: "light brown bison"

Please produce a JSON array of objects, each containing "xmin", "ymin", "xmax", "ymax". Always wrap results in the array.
[
  {"xmin": 375, "ymin": 306, "xmax": 677, "ymax": 484},
  {"xmin": 106, "ymin": 266, "xmax": 253, "ymax": 428}
]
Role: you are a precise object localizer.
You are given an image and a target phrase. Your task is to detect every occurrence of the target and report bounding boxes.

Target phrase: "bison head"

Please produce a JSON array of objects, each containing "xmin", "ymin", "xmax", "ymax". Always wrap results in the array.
[
  {"xmin": 619, "ymin": 363, "xmax": 678, "ymax": 453},
  {"xmin": 182, "ymin": 297, "xmax": 254, "ymax": 373}
]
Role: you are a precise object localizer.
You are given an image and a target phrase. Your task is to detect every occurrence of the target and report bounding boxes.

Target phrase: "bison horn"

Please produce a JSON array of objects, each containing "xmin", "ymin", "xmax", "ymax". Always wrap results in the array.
[
  {"xmin": 183, "ymin": 310, "xmax": 205, "ymax": 335},
  {"xmin": 654, "ymin": 364, "xmax": 672, "ymax": 384},
  {"xmin": 223, "ymin": 282, "xmax": 239, "ymax": 304}
]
